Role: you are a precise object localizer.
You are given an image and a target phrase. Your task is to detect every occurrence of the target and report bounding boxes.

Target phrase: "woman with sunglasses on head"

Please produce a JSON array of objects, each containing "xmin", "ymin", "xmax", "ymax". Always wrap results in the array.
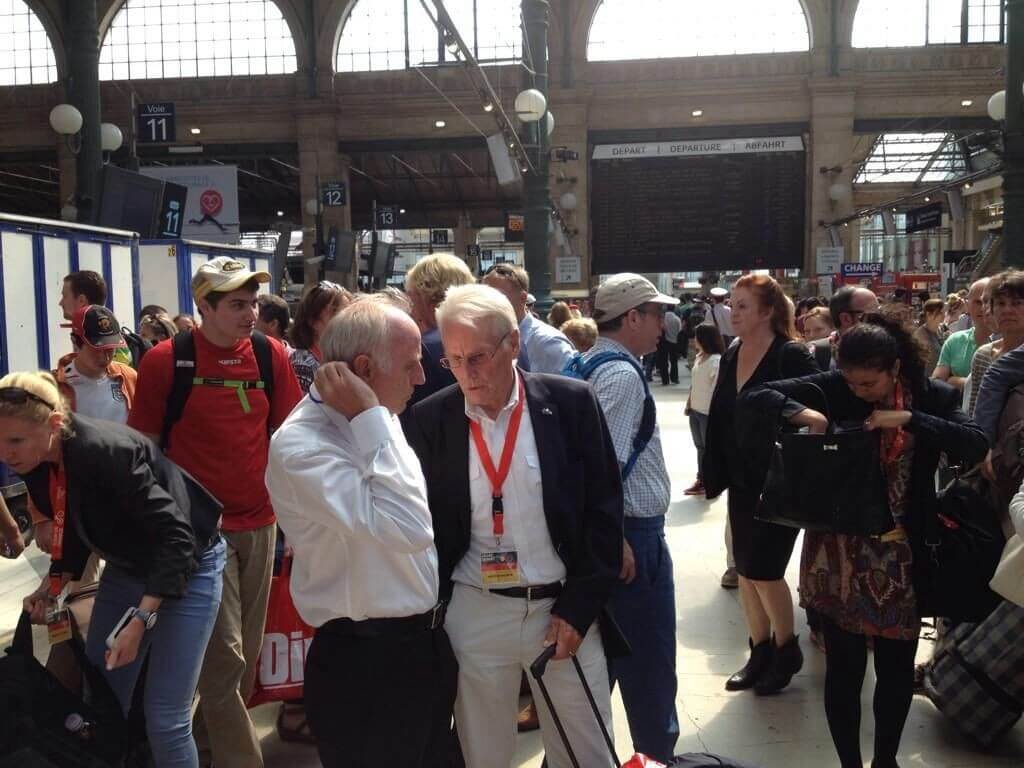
[
  {"xmin": 3, "ymin": 371, "xmax": 225, "ymax": 768},
  {"xmin": 288, "ymin": 281, "xmax": 352, "ymax": 393},
  {"xmin": 702, "ymin": 275, "xmax": 819, "ymax": 694},
  {"xmin": 740, "ymin": 314, "xmax": 987, "ymax": 768}
]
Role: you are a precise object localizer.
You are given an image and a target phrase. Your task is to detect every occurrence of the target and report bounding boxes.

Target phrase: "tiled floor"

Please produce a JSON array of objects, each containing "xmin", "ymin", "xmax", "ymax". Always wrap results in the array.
[{"xmin": 2, "ymin": 376, "xmax": 1022, "ymax": 767}]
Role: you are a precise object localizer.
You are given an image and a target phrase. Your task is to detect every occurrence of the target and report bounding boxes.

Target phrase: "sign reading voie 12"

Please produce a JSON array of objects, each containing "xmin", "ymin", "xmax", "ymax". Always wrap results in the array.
[{"xmin": 840, "ymin": 262, "xmax": 884, "ymax": 277}]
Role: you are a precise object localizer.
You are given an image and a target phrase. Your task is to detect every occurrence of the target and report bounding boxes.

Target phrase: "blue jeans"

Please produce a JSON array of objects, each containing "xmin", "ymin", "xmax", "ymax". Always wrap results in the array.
[
  {"xmin": 608, "ymin": 516, "xmax": 679, "ymax": 763},
  {"xmin": 86, "ymin": 538, "xmax": 226, "ymax": 768}
]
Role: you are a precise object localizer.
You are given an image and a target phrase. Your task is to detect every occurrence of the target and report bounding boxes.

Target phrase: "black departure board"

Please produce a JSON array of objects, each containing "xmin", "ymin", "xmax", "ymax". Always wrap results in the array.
[{"xmin": 590, "ymin": 150, "xmax": 806, "ymax": 273}]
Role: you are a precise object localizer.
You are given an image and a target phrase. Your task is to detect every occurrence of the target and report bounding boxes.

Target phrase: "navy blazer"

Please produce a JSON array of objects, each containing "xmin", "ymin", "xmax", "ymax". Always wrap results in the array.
[{"xmin": 406, "ymin": 370, "xmax": 629, "ymax": 656}]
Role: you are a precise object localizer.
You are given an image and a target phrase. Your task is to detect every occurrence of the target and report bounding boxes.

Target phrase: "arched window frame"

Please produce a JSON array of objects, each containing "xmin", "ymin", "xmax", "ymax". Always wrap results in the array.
[
  {"xmin": 584, "ymin": 0, "xmax": 812, "ymax": 62},
  {"xmin": 98, "ymin": 0, "xmax": 299, "ymax": 82},
  {"xmin": 0, "ymin": 0, "xmax": 60, "ymax": 86},
  {"xmin": 335, "ymin": 0, "xmax": 522, "ymax": 74},
  {"xmin": 852, "ymin": 0, "xmax": 1006, "ymax": 49}
]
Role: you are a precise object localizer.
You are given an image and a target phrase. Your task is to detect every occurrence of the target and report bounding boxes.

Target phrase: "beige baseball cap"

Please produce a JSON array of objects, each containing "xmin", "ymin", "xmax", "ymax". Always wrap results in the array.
[
  {"xmin": 192, "ymin": 256, "xmax": 271, "ymax": 302},
  {"xmin": 593, "ymin": 273, "xmax": 678, "ymax": 321}
]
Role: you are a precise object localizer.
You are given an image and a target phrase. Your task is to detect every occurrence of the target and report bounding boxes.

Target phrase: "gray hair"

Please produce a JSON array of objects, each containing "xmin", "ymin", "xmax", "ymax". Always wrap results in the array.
[
  {"xmin": 436, "ymin": 284, "xmax": 517, "ymax": 341},
  {"xmin": 320, "ymin": 297, "xmax": 401, "ymax": 372}
]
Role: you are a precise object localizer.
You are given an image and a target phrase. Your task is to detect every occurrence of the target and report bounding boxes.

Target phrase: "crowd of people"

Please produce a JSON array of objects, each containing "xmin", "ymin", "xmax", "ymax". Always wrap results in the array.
[{"xmin": 0, "ymin": 258, "xmax": 1021, "ymax": 768}]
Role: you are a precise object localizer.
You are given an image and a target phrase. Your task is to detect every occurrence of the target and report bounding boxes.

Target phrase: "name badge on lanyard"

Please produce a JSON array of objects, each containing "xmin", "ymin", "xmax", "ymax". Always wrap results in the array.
[
  {"xmin": 46, "ymin": 460, "xmax": 72, "ymax": 645},
  {"xmin": 469, "ymin": 378, "xmax": 526, "ymax": 590}
]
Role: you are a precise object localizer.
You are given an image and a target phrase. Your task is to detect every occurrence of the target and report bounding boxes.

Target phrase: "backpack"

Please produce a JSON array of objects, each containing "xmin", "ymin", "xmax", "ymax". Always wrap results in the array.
[
  {"xmin": 120, "ymin": 327, "xmax": 151, "ymax": 369},
  {"xmin": 160, "ymin": 330, "xmax": 275, "ymax": 449},
  {"xmin": 562, "ymin": 351, "xmax": 656, "ymax": 480},
  {"xmin": 684, "ymin": 305, "xmax": 705, "ymax": 338}
]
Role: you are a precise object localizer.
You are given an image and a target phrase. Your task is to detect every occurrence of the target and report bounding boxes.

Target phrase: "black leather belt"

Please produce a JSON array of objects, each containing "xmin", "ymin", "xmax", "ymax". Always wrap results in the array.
[
  {"xmin": 490, "ymin": 582, "xmax": 563, "ymax": 600},
  {"xmin": 319, "ymin": 603, "xmax": 447, "ymax": 638}
]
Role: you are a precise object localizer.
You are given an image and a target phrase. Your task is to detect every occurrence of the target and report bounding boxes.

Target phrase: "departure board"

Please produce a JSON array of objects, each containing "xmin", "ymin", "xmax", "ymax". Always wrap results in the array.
[{"xmin": 590, "ymin": 138, "xmax": 806, "ymax": 274}]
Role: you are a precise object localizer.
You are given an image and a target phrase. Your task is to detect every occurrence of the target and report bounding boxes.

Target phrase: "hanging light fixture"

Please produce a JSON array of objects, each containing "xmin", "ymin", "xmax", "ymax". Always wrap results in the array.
[{"xmin": 514, "ymin": 89, "xmax": 547, "ymax": 122}]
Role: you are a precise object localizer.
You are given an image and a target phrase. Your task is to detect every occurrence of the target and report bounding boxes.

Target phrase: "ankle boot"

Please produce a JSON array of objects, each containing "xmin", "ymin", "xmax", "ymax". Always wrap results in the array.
[
  {"xmin": 755, "ymin": 634, "xmax": 803, "ymax": 695},
  {"xmin": 725, "ymin": 638, "xmax": 773, "ymax": 691}
]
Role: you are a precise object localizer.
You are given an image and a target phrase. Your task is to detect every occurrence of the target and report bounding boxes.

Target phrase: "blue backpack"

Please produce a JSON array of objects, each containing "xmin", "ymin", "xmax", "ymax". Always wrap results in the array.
[{"xmin": 562, "ymin": 351, "xmax": 656, "ymax": 480}]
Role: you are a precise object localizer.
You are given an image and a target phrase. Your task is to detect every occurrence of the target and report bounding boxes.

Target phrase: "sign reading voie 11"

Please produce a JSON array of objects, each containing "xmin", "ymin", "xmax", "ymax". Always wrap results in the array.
[
  {"xmin": 136, "ymin": 102, "xmax": 176, "ymax": 144},
  {"xmin": 841, "ymin": 262, "xmax": 884, "ymax": 277},
  {"xmin": 592, "ymin": 136, "xmax": 804, "ymax": 160}
]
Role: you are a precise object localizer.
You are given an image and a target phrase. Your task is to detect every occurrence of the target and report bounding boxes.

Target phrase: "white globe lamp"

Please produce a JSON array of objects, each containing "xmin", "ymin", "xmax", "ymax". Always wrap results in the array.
[
  {"xmin": 546, "ymin": 111, "xmax": 555, "ymax": 136},
  {"xmin": 988, "ymin": 90, "xmax": 1007, "ymax": 121},
  {"xmin": 828, "ymin": 183, "xmax": 851, "ymax": 202},
  {"xmin": 514, "ymin": 89, "xmax": 547, "ymax": 122},
  {"xmin": 559, "ymin": 192, "xmax": 578, "ymax": 211},
  {"xmin": 305, "ymin": 199, "xmax": 321, "ymax": 217},
  {"xmin": 100, "ymin": 123, "xmax": 123, "ymax": 152},
  {"xmin": 49, "ymin": 103, "xmax": 83, "ymax": 136}
]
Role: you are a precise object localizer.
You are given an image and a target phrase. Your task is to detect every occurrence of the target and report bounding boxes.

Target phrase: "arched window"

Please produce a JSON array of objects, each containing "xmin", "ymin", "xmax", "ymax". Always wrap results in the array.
[
  {"xmin": 587, "ymin": 0, "xmax": 810, "ymax": 61},
  {"xmin": 0, "ymin": 0, "xmax": 58, "ymax": 85},
  {"xmin": 337, "ymin": 0, "xmax": 521, "ymax": 73},
  {"xmin": 99, "ymin": 0, "xmax": 297, "ymax": 81},
  {"xmin": 852, "ymin": 0, "xmax": 1005, "ymax": 48}
]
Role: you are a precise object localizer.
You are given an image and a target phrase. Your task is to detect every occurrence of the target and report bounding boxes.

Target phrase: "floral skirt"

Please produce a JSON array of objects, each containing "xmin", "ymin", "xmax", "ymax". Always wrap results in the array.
[{"xmin": 799, "ymin": 530, "xmax": 919, "ymax": 641}]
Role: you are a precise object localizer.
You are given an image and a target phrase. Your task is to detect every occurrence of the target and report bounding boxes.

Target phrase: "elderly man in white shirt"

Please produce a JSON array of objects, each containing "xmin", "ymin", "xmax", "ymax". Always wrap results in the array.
[
  {"xmin": 483, "ymin": 263, "xmax": 576, "ymax": 374},
  {"xmin": 265, "ymin": 297, "xmax": 456, "ymax": 768}
]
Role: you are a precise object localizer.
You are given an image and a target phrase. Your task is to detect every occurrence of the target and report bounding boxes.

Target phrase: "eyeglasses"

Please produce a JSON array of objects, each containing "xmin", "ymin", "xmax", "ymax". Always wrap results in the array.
[
  {"xmin": 440, "ymin": 331, "xmax": 511, "ymax": 370},
  {"xmin": 0, "ymin": 387, "xmax": 55, "ymax": 411}
]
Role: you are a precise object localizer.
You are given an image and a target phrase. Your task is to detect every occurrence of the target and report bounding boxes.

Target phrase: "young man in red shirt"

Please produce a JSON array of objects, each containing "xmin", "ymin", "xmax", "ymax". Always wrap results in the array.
[{"xmin": 129, "ymin": 257, "xmax": 302, "ymax": 768}]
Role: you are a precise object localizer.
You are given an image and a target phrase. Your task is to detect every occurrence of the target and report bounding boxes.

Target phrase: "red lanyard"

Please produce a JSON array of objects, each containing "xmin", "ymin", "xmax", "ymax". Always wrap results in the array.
[
  {"xmin": 48, "ymin": 460, "xmax": 67, "ymax": 598},
  {"xmin": 468, "ymin": 377, "xmax": 526, "ymax": 539},
  {"xmin": 880, "ymin": 380, "xmax": 907, "ymax": 466}
]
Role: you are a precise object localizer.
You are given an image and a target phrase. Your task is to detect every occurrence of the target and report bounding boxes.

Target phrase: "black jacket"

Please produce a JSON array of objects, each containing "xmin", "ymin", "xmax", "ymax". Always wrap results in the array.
[
  {"xmin": 738, "ymin": 371, "xmax": 988, "ymax": 566},
  {"xmin": 23, "ymin": 414, "xmax": 222, "ymax": 599},
  {"xmin": 406, "ymin": 371, "xmax": 628, "ymax": 655},
  {"xmin": 703, "ymin": 336, "xmax": 819, "ymax": 499}
]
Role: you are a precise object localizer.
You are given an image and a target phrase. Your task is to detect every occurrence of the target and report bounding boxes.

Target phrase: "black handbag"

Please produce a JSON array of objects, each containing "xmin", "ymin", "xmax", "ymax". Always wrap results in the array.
[
  {"xmin": 914, "ymin": 469, "xmax": 1006, "ymax": 622},
  {"xmin": 756, "ymin": 384, "xmax": 894, "ymax": 535}
]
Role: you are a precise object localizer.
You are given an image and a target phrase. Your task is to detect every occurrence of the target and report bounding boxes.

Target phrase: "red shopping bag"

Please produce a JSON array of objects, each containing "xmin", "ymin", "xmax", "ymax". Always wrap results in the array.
[{"xmin": 248, "ymin": 555, "xmax": 315, "ymax": 707}]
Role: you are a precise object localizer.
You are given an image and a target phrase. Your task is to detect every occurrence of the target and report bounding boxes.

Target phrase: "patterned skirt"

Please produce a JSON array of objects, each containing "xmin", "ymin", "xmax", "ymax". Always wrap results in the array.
[{"xmin": 799, "ymin": 530, "xmax": 920, "ymax": 641}]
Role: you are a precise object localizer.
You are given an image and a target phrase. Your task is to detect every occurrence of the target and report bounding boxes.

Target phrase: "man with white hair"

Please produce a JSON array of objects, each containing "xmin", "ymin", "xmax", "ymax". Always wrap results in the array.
[
  {"xmin": 406, "ymin": 284, "xmax": 626, "ymax": 768},
  {"xmin": 265, "ymin": 298, "xmax": 456, "ymax": 768}
]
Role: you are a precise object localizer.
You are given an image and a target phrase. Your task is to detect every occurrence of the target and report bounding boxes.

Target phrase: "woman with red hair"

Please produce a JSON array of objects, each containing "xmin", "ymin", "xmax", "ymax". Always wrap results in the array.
[{"xmin": 703, "ymin": 275, "xmax": 819, "ymax": 695}]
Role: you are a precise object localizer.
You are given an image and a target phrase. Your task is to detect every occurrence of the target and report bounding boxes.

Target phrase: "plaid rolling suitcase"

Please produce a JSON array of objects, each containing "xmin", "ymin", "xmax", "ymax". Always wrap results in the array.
[
  {"xmin": 924, "ymin": 600, "xmax": 1024, "ymax": 745},
  {"xmin": 529, "ymin": 647, "xmax": 762, "ymax": 768}
]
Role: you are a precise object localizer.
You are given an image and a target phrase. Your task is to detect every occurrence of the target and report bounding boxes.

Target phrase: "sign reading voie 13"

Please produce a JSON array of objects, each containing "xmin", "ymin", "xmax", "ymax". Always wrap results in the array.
[{"xmin": 137, "ymin": 102, "xmax": 176, "ymax": 144}]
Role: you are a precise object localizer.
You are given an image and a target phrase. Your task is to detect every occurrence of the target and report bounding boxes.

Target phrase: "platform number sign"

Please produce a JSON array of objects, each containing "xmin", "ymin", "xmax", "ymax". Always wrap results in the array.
[
  {"xmin": 376, "ymin": 205, "xmax": 398, "ymax": 229},
  {"xmin": 321, "ymin": 182, "xmax": 346, "ymax": 208},
  {"xmin": 137, "ymin": 102, "xmax": 176, "ymax": 144},
  {"xmin": 158, "ymin": 181, "xmax": 188, "ymax": 238}
]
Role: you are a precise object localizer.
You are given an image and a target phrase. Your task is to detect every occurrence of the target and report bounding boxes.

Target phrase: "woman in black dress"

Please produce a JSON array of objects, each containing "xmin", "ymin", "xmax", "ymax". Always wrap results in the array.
[{"xmin": 703, "ymin": 274, "xmax": 819, "ymax": 695}]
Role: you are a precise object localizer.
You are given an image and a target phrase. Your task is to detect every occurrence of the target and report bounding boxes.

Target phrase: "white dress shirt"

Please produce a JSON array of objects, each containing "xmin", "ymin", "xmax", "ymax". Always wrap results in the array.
[
  {"xmin": 702, "ymin": 303, "xmax": 734, "ymax": 336},
  {"xmin": 519, "ymin": 313, "xmax": 576, "ymax": 374},
  {"xmin": 453, "ymin": 370, "xmax": 567, "ymax": 588},
  {"xmin": 266, "ymin": 386, "xmax": 439, "ymax": 627}
]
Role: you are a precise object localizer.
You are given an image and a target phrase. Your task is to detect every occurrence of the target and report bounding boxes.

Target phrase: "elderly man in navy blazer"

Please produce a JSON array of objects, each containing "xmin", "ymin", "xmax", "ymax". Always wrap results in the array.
[{"xmin": 406, "ymin": 284, "xmax": 626, "ymax": 768}]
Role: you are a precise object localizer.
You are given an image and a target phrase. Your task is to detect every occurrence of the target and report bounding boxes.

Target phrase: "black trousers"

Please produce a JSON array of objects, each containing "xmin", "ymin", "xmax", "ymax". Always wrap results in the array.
[
  {"xmin": 304, "ymin": 623, "xmax": 459, "ymax": 768},
  {"xmin": 657, "ymin": 341, "xmax": 680, "ymax": 384},
  {"xmin": 821, "ymin": 617, "xmax": 918, "ymax": 768}
]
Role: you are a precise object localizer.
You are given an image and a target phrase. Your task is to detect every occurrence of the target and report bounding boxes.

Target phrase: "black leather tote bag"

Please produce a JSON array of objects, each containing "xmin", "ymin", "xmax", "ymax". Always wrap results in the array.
[{"xmin": 756, "ymin": 385, "xmax": 894, "ymax": 535}]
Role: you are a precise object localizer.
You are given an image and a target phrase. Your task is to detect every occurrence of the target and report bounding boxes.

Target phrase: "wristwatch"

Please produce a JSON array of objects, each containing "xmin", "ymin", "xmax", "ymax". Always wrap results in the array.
[{"xmin": 130, "ymin": 607, "xmax": 158, "ymax": 630}]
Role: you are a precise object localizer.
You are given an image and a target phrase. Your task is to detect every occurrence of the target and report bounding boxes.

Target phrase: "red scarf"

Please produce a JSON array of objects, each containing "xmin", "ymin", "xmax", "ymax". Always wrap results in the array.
[{"xmin": 879, "ymin": 380, "xmax": 907, "ymax": 466}]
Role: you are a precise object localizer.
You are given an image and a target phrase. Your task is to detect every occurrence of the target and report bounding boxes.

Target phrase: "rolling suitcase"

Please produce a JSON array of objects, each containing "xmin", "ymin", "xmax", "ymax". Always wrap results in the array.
[
  {"xmin": 529, "ymin": 646, "xmax": 763, "ymax": 768},
  {"xmin": 924, "ymin": 599, "xmax": 1024, "ymax": 745}
]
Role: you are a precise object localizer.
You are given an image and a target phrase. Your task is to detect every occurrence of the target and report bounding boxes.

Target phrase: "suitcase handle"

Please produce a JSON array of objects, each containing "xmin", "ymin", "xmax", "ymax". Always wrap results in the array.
[{"xmin": 529, "ymin": 645, "xmax": 621, "ymax": 768}]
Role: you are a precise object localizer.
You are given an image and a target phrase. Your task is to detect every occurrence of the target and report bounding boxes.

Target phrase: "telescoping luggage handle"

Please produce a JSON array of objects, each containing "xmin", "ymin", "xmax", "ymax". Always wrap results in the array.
[{"xmin": 530, "ymin": 645, "xmax": 622, "ymax": 768}]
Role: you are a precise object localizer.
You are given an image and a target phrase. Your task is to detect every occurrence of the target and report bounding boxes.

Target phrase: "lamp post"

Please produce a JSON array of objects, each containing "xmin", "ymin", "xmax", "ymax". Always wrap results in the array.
[
  {"xmin": 64, "ymin": 0, "xmax": 102, "ymax": 223},
  {"xmin": 1004, "ymin": 0, "xmax": 1024, "ymax": 267},
  {"xmin": 521, "ymin": 0, "xmax": 552, "ymax": 310}
]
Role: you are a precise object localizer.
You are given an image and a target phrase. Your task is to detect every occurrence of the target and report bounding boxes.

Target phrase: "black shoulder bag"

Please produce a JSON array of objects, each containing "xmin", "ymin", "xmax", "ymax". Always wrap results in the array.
[{"xmin": 756, "ymin": 383, "xmax": 894, "ymax": 535}]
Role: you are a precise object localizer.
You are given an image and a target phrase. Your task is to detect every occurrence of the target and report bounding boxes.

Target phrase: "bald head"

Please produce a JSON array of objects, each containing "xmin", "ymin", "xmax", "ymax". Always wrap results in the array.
[{"xmin": 967, "ymin": 278, "xmax": 991, "ymax": 327}]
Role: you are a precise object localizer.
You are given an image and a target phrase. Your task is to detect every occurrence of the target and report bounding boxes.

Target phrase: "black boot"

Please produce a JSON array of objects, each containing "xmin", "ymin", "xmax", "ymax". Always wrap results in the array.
[
  {"xmin": 755, "ymin": 634, "xmax": 803, "ymax": 695},
  {"xmin": 725, "ymin": 638, "xmax": 773, "ymax": 691}
]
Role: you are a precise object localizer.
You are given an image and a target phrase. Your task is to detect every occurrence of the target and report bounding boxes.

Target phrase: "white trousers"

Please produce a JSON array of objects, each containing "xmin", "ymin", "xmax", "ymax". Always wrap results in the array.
[{"xmin": 445, "ymin": 582, "xmax": 614, "ymax": 768}]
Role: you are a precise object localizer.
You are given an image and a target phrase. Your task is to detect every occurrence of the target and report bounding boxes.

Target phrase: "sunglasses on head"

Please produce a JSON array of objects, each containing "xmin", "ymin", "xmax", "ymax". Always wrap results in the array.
[{"xmin": 0, "ymin": 387, "xmax": 55, "ymax": 411}]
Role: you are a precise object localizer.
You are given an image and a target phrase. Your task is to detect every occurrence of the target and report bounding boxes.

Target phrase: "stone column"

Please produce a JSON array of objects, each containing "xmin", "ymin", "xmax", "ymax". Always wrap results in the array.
[
  {"xmin": 550, "ymin": 108, "xmax": 589, "ymax": 292},
  {"xmin": 453, "ymin": 212, "xmax": 478, "ymax": 270},
  {"xmin": 297, "ymin": 114, "xmax": 354, "ymax": 290},
  {"xmin": 808, "ymin": 84, "xmax": 857, "ymax": 275}
]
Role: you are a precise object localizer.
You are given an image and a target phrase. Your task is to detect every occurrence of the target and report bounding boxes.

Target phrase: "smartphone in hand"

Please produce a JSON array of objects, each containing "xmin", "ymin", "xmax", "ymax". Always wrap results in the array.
[{"xmin": 105, "ymin": 607, "xmax": 136, "ymax": 650}]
